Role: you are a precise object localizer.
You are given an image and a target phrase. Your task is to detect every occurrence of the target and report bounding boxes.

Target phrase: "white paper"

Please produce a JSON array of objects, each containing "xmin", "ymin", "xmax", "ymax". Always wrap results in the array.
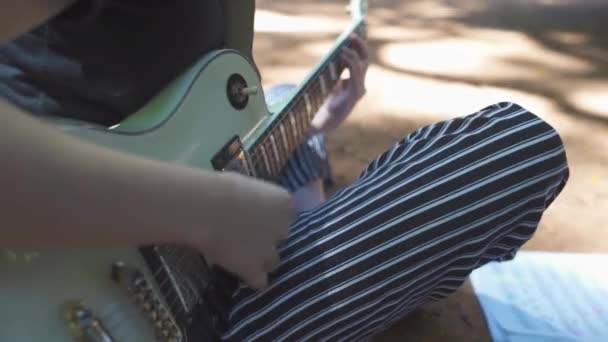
[{"xmin": 470, "ymin": 251, "xmax": 608, "ymax": 341}]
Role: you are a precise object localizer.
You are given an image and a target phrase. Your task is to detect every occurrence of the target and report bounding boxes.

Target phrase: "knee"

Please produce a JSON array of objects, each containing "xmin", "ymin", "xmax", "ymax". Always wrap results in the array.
[
  {"xmin": 495, "ymin": 101, "xmax": 569, "ymax": 207},
  {"xmin": 515, "ymin": 102, "xmax": 568, "ymax": 173}
]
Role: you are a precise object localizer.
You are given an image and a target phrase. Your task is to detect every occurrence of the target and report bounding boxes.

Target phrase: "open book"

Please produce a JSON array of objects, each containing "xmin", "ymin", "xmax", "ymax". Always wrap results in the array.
[{"xmin": 470, "ymin": 251, "xmax": 608, "ymax": 342}]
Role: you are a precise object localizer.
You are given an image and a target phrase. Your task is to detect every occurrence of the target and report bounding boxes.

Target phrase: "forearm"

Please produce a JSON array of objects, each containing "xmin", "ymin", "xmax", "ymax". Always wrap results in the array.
[{"xmin": 1, "ymin": 100, "xmax": 238, "ymax": 249}]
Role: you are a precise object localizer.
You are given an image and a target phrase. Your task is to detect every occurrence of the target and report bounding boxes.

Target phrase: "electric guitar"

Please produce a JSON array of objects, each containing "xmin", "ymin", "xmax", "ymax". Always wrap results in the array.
[{"xmin": 0, "ymin": 1, "xmax": 367, "ymax": 341}]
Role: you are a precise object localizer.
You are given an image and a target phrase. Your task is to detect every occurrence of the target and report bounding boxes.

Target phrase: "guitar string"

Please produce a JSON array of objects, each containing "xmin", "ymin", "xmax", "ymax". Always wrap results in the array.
[
  {"xmin": 155, "ymin": 248, "xmax": 200, "ymax": 291},
  {"xmin": 165, "ymin": 261, "xmax": 209, "ymax": 315},
  {"xmin": 159, "ymin": 254, "xmax": 207, "ymax": 314},
  {"xmin": 151, "ymin": 246, "xmax": 188, "ymax": 279},
  {"xmin": 157, "ymin": 249, "xmax": 205, "ymax": 291}
]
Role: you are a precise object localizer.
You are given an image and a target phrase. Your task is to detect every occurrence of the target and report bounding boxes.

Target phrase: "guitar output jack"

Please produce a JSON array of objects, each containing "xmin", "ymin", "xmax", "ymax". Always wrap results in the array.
[{"xmin": 227, "ymin": 73, "xmax": 256, "ymax": 110}]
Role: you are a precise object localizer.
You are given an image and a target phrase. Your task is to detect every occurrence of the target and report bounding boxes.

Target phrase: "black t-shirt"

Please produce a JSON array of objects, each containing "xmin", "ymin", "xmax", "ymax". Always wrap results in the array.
[{"xmin": 0, "ymin": 0, "xmax": 225, "ymax": 126}]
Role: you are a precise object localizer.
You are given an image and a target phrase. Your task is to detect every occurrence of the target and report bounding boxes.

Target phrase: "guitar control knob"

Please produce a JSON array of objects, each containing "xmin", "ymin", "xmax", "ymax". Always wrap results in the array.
[{"xmin": 239, "ymin": 86, "xmax": 258, "ymax": 96}]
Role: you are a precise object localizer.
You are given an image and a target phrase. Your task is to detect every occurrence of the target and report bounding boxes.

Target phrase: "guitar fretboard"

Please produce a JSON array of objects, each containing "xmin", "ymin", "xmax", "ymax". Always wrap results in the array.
[{"xmin": 248, "ymin": 23, "xmax": 365, "ymax": 180}]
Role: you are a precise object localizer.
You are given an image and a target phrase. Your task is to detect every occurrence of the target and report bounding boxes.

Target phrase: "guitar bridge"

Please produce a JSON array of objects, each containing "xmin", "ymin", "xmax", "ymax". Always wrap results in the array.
[{"xmin": 111, "ymin": 262, "xmax": 183, "ymax": 342}]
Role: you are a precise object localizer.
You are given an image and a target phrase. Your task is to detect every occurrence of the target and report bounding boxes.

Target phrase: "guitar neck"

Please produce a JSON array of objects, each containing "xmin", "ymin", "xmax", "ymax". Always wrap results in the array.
[{"xmin": 249, "ymin": 23, "xmax": 366, "ymax": 180}]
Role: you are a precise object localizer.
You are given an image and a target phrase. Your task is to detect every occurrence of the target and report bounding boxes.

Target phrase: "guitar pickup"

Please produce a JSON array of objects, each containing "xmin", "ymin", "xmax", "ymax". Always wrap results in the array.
[{"xmin": 211, "ymin": 136, "xmax": 254, "ymax": 176}]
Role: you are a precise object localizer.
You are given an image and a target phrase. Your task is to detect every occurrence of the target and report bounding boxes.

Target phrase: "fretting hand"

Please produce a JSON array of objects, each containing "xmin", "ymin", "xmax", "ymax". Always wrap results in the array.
[{"xmin": 312, "ymin": 33, "xmax": 370, "ymax": 134}]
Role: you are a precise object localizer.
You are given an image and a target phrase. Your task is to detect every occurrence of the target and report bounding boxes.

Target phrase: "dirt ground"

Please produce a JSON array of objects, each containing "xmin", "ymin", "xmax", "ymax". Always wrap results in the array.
[{"xmin": 252, "ymin": 0, "xmax": 607, "ymax": 341}]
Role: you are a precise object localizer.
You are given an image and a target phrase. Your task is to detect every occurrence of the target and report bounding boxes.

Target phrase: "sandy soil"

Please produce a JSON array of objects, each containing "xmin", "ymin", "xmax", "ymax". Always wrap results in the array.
[{"xmin": 252, "ymin": 0, "xmax": 608, "ymax": 340}]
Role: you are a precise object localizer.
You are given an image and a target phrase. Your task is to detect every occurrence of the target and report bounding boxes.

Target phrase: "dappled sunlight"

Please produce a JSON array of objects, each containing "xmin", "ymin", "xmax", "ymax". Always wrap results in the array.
[
  {"xmin": 367, "ymin": 26, "xmax": 444, "ymax": 43},
  {"xmin": 546, "ymin": 31, "xmax": 592, "ymax": 46},
  {"xmin": 390, "ymin": 0, "xmax": 487, "ymax": 20},
  {"xmin": 499, "ymin": 0, "xmax": 602, "ymax": 8},
  {"xmin": 254, "ymin": 37, "xmax": 341, "ymax": 88},
  {"xmin": 351, "ymin": 63, "xmax": 562, "ymax": 125},
  {"xmin": 256, "ymin": 0, "xmax": 349, "ymax": 17},
  {"xmin": 254, "ymin": 9, "xmax": 349, "ymax": 34},
  {"xmin": 259, "ymin": 66, "xmax": 312, "ymax": 89},
  {"xmin": 374, "ymin": 25, "xmax": 608, "ymax": 121},
  {"xmin": 354, "ymin": 65, "xmax": 501, "ymax": 120},
  {"xmin": 378, "ymin": 28, "xmax": 594, "ymax": 81},
  {"xmin": 254, "ymin": 0, "xmax": 608, "ymax": 122},
  {"xmin": 300, "ymin": 40, "xmax": 342, "ymax": 62},
  {"xmin": 569, "ymin": 84, "xmax": 608, "ymax": 120}
]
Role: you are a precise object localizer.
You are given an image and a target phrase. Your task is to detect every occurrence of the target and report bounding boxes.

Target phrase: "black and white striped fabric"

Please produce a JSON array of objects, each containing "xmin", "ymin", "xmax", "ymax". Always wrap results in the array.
[{"xmin": 223, "ymin": 102, "xmax": 569, "ymax": 341}]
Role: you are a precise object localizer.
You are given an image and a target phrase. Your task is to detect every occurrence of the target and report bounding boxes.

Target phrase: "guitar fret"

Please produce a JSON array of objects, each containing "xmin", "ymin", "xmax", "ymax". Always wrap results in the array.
[
  {"xmin": 304, "ymin": 93, "xmax": 312, "ymax": 119},
  {"xmin": 263, "ymin": 138, "xmax": 279, "ymax": 176},
  {"xmin": 284, "ymin": 116, "xmax": 296, "ymax": 151},
  {"xmin": 259, "ymin": 144, "xmax": 272, "ymax": 176},
  {"xmin": 325, "ymin": 67, "xmax": 337, "ymax": 90},
  {"xmin": 280, "ymin": 136, "xmax": 289, "ymax": 170},
  {"xmin": 320, "ymin": 74, "xmax": 327, "ymax": 95},
  {"xmin": 313, "ymin": 89, "xmax": 320, "ymax": 119},
  {"xmin": 273, "ymin": 127, "xmax": 287, "ymax": 170},
  {"xmin": 269, "ymin": 133, "xmax": 282, "ymax": 170},
  {"xmin": 329, "ymin": 61, "xmax": 338, "ymax": 80},
  {"xmin": 312, "ymin": 83, "xmax": 323, "ymax": 112},
  {"xmin": 252, "ymin": 153, "xmax": 267, "ymax": 179},
  {"xmin": 289, "ymin": 114, "xmax": 300, "ymax": 144},
  {"xmin": 293, "ymin": 103, "xmax": 302, "ymax": 138},
  {"xmin": 297, "ymin": 102, "xmax": 308, "ymax": 137},
  {"xmin": 309, "ymin": 86, "xmax": 317, "ymax": 115},
  {"xmin": 249, "ymin": 151, "xmax": 259, "ymax": 175},
  {"xmin": 279, "ymin": 122, "xmax": 291, "ymax": 157}
]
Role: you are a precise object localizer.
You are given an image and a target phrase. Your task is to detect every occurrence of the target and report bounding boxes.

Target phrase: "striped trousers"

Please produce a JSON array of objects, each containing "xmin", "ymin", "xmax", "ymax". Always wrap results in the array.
[{"xmin": 222, "ymin": 102, "xmax": 569, "ymax": 341}]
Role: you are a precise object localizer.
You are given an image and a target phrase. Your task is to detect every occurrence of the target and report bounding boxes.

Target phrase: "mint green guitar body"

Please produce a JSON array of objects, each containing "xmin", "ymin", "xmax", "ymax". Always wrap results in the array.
[{"xmin": 0, "ymin": 0, "xmax": 367, "ymax": 340}]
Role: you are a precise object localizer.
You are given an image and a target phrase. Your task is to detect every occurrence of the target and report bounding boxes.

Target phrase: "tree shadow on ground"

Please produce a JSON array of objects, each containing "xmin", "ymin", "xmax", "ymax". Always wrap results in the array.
[
  {"xmin": 255, "ymin": 0, "xmax": 608, "ymax": 124},
  {"xmin": 367, "ymin": 0, "xmax": 608, "ymax": 124}
]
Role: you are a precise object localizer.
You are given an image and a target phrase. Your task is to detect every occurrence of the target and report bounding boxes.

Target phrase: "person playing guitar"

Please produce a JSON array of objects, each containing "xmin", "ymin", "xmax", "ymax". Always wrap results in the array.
[{"xmin": 0, "ymin": 1, "xmax": 569, "ymax": 341}]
